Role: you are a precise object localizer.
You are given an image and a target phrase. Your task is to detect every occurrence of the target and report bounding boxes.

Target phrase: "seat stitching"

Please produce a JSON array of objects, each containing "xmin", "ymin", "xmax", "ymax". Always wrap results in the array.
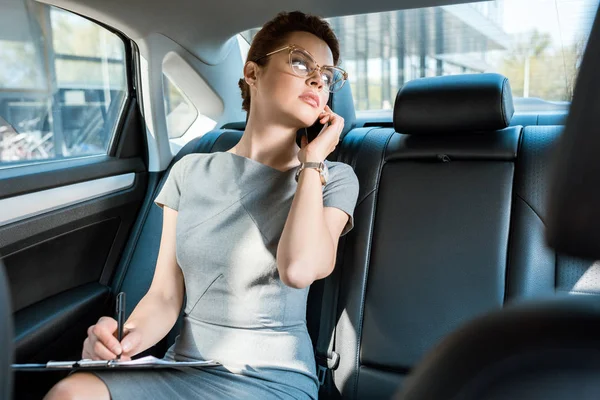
[
  {"xmin": 505, "ymin": 131, "xmax": 522, "ymax": 304},
  {"xmin": 357, "ymin": 188, "xmax": 377, "ymax": 207},
  {"xmin": 515, "ymin": 194, "xmax": 546, "ymax": 227},
  {"xmin": 353, "ymin": 129, "xmax": 395, "ymax": 398},
  {"xmin": 343, "ymin": 127, "xmax": 376, "ymax": 397}
]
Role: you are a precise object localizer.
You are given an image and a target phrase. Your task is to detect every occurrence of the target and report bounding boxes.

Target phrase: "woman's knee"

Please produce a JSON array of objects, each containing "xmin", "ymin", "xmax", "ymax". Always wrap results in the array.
[{"xmin": 44, "ymin": 372, "xmax": 110, "ymax": 400}]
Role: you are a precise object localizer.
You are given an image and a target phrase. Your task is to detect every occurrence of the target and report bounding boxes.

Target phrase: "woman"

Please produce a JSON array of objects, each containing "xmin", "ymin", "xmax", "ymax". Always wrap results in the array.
[{"xmin": 45, "ymin": 10, "xmax": 359, "ymax": 400}]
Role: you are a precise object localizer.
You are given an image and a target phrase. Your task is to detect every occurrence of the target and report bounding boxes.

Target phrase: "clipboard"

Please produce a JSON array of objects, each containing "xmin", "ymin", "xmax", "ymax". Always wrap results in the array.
[{"xmin": 12, "ymin": 355, "xmax": 221, "ymax": 372}]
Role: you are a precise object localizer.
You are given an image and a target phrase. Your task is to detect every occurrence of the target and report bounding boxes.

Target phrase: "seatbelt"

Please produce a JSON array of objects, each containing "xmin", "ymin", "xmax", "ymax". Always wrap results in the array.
[
  {"xmin": 315, "ymin": 234, "xmax": 346, "ymax": 390},
  {"xmin": 314, "ymin": 94, "xmax": 349, "ymax": 391}
]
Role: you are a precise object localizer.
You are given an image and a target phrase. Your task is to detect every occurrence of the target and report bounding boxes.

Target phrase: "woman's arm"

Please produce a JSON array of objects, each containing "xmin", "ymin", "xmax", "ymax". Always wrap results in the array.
[
  {"xmin": 277, "ymin": 168, "xmax": 349, "ymax": 289},
  {"xmin": 82, "ymin": 206, "xmax": 185, "ymax": 360},
  {"xmin": 117, "ymin": 206, "xmax": 185, "ymax": 357}
]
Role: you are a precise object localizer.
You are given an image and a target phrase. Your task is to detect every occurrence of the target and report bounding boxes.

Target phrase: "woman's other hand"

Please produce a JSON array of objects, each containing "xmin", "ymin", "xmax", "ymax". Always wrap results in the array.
[{"xmin": 82, "ymin": 316, "xmax": 141, "ymax": 361}]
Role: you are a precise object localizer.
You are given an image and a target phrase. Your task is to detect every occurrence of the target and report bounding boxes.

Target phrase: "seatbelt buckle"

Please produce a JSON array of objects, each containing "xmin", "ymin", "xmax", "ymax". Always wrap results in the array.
[
  {"xmin": 317, "ymin": 364, "xmax": 328, "ymax": 387},
  {"xmin": 316, "ymin": 351, "xmax": 340, "ymax": 387}
]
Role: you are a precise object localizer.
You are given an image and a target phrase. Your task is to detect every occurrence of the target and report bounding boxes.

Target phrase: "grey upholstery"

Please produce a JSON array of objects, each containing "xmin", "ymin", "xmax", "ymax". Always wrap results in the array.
[{"xmin": 0, "ymin": 259, "xmax": 14, "ymax": 399}]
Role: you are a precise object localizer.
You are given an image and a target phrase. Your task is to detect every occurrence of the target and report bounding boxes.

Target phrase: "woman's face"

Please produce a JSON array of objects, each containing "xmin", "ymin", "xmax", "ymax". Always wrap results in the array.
[{"xmin": 249, "ymin": 31, "xmax": 334, "ymax": 128}]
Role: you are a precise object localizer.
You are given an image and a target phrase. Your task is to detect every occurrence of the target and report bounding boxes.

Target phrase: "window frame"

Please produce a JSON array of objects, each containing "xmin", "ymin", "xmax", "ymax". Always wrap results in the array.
[{"xmin": 0, "ymin": 4, "xmax": 136, "ymax": 170}]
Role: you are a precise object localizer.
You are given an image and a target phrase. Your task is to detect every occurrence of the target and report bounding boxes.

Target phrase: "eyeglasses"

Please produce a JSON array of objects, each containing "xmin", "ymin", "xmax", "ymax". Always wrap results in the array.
[{"xmin": 254, "ymin": 45, "xmax": 348, "ymax": 93}]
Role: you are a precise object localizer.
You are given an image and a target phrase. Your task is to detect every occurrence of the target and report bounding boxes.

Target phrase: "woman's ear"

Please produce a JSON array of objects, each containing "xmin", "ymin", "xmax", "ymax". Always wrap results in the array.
[{"xmin": 243, "ymin": 61, "xmax": 259, "ymax": 87}]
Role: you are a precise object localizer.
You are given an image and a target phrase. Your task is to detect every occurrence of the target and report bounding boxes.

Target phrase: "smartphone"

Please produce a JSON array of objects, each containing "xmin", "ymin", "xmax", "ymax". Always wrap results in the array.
[{"xmin": 296, "ymin": 120, "xmax": 329, "ymax": 147}]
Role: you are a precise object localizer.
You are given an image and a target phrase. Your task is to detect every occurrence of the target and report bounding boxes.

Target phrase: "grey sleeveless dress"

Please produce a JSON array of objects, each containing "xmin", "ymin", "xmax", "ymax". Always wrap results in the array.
[{"xmin": 92, "ymin": 151, "xmax": 359, "ymax": 399}]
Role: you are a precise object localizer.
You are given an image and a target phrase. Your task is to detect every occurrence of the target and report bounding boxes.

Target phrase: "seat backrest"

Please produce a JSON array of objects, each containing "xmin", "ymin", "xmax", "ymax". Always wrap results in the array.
[
  {"xmin": 330, "ymin": 74, "xmax": 600, "ymax": 399},
  {"xmin": 506, "ymin": 125, "xmax": 598, "ymax": 301},
  {"xmin": 332, "ymin": 73, "xmax": 521, "ymax": 399},
  {"xmin": 394, "ymin": 124, "xmax": 600, "ymax": 400},
  {"xmin": 0, "ymin": 259, "xmax": 14, "ymax": 399}
]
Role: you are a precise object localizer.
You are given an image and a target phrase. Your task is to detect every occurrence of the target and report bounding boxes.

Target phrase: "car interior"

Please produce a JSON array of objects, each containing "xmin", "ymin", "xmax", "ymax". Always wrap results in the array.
[{"xmin": 1, "ymin": 0, "xmax": 600, "ymax": 399}]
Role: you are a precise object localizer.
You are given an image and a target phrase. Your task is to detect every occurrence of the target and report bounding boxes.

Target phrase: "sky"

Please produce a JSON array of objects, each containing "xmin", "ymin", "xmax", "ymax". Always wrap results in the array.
[
  {"xmin": 502, "ymin": 0, "xmax": 599, "ymax": 45},
  {"xmin": 342, "ymin": 0, "xmax": 599, "ymax": 82}
]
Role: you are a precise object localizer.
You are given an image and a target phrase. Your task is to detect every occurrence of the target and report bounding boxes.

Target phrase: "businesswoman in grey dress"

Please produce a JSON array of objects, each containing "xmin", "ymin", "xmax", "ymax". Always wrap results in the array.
[{"xmin": 45, "ymin": 10, "xmax": 359, "ymax": 400}]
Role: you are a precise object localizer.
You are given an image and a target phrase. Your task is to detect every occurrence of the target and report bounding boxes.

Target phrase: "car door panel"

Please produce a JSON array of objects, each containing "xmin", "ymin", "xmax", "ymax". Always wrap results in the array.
[{"xmin": 1, "ymin": 148, "xmax": 147, "ymax": 364}]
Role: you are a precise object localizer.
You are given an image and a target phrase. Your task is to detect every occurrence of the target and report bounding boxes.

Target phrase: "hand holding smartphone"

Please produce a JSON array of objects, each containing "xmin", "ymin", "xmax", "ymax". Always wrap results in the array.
[{"xmin": 296, "ymin": 120, "xmax": 329, "ymax": 147}]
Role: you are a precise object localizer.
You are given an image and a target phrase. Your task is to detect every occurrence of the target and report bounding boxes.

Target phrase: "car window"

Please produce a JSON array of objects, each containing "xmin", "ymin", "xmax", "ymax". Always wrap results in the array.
[
  {"xmin": 163, "ymin": 73, "xmax": 198, "ymax": 139},
  {"xmin": 0, "ymin": 0, "xmax": 128, "ymax": 167},
  {"xmin": 161, "ymin": 51, "xmax": 222, "ymax": 155},
  {"xmin": 241, "ymin": 0, "xmax": 600, "ymax": 112}
]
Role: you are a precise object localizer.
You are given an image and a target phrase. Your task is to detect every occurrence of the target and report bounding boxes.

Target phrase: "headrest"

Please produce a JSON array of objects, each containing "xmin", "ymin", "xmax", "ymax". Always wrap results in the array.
[{"xmin": 394, "ymin": 73, "xmax": 515, "ymax": 135}]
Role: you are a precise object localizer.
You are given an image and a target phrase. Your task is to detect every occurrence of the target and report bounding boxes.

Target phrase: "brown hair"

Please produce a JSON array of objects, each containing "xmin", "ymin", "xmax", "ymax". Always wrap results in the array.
[{"xmin": 238, "ymin": 11, "xmax": 340, "ymax": 113}]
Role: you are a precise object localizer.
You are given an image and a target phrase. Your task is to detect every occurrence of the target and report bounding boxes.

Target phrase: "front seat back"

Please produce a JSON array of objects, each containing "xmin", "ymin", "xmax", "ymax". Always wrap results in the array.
[
  {"xmin": 398, "ymin": 298, "xmax": 600, "ymax": 400},
  {"xmin": 0, "ymin": 259, "xmax": 14, "ymax": 399},
  {"xmin": 547, "ymin": 4, "xmax": 600, "ymax": 260}
]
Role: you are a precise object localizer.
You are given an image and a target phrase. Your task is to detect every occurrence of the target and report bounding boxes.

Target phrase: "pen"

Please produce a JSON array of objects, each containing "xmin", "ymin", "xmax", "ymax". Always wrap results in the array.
[{"xmin": 115, "ymin": 292, "xmax": 126, "ymax": 360}]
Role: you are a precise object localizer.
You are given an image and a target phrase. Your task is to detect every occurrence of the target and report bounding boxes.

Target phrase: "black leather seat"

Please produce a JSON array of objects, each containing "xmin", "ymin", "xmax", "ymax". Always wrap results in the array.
[
  {"xmin": 399, "ymin": 10, "xmax": 600, "ymax": 398},
  {"xmin": 397, "ymin": 135, "xmax": 600, "ymax": 395},
  {"xmin": 329, "ymin": 73, "xmax": 521, "ymax": 398},
  {"xmin": 506, "ymin": 125, "xmax": 597, "ymax": 301},
  {"xmin": 0, "ymin": 259, "xmax": 14, "ymax": 399},
  {"xmin": 326, "ymin": 74, "xmax": 598, "ymax": 399},
  {"xmin": 399, "ymin": 297, "xmax": 600, "ymax": 400}
]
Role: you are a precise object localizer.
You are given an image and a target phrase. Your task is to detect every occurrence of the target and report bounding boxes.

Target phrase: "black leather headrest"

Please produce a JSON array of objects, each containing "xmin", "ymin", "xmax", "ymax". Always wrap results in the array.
[{"xmin": 394, "ymin": 73, "xmax": 515, "ymax": 135}]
